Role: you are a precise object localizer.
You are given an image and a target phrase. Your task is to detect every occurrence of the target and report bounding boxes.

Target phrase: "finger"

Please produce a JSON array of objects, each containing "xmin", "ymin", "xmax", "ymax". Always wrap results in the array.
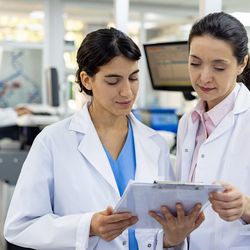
[
  {"xmin": 211, "ymin": 197, "xmax": 242, "ymax": 210},
  {"xmin": 130, "ymin": 216, "xmax": 139, "ymax": 226},
  {"xmin": 176, "ymin": 203, "xmax": 185, "ymax": 220},
  {"xmin": 188, "ymin": 203, "xmax": 202, "ymax": 220},
  {"xmin": 219, "ymin": 214, "xmax": 239, "ymax": 222},
  {"xmin": 211, "ymin": 200, "xmax": 243, "ymax": 220},
  {"xmin": 161, "ymin": 206, "xmax": 175, "ymax": 221},
  {"xmin": 102, "ymin": 228, "xmax": 125, "ymax": 241},
  {"xmin": 149, "ymin": 211, "xmax": 165, "ymax": 226},
  {"xmin": 106, "ymin": 206, "xmax": 113, "ymax": 215},
  {"xmin": 104, "ymin": 216, "xmax": 138, "ymax": 232},
  {"xmin": 215, "ymin": 181, "xmax": 233, "ymax": 190},
  {"xmin": 105, "ymin": 213, "xmax": 134, "ymax": 223},
  {"xmin": 91, "ymin": 211, "xmax": 134, "ymax": 237},
  {"xmin": 194, "ymin": 212, "xmax": 205, "ymax": 229},
  {"xmin": 105, "ymin": 217, "xmax": 138, "ymax": 240},
  {"xmin": 210, "ymin": 190, "xmax": 240, "ymax": 202},
  {"xmin": 100, "ymin": 206, "xmax": 113, "ymax": 216},
  {"xmin": 213, "ymin": 206, "xmax": 241, "ymax": 219}
]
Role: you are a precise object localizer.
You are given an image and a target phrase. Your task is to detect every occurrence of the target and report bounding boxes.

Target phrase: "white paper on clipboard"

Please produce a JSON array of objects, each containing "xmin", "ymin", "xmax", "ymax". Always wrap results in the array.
[{"xmin": 113, "ymin": 180, "xmax": 224, "ymax": 229}]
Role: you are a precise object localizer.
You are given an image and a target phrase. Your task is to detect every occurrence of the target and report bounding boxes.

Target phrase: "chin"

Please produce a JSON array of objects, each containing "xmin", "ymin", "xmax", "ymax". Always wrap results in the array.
[{"xmin": 116, "ymin": 109, "xmax": 131, "ymax": 117}]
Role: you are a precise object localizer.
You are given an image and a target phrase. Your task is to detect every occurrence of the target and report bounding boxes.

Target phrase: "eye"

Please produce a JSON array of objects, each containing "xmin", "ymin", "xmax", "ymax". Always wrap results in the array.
[
  {"xmin": 214, "ymin": 67, "xmax": 225, "ymax": 71},
  {"xmin": 129, "ymin": 75, "xmax": 139, "ymax": 81},
  {"xmin": 105, "ymin": 77, "xmax": 120, "ymax": 85},
  {"xmin": 189, "ymin": 62, "xmax": 200, "ymax": 67}
]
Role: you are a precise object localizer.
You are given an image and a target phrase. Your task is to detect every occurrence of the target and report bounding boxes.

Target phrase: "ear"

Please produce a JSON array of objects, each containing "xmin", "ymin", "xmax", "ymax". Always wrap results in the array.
[
  {"xmin": 80, "ymin": 71, "xmax": 92, "ymax": 91},
  {"xmin": 238, "ymin": 55, "xmax": 249, "ymax": 75}
]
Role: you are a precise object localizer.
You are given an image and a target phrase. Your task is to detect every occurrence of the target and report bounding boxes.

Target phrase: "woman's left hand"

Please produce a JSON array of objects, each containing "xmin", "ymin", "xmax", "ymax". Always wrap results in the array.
[
  {"xmin": 149, "ymin": 203, "xmax": 205, "ymax": 247},
  {"xmin": 209, "ymin": 182, "xmax": 250, "ymax": 223}
]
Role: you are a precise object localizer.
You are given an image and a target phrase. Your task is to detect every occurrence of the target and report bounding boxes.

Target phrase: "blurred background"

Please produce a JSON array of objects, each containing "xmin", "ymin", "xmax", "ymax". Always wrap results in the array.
[{"xmin": 1, "ymin": 1, "xmax": 250, "ymax": 249}]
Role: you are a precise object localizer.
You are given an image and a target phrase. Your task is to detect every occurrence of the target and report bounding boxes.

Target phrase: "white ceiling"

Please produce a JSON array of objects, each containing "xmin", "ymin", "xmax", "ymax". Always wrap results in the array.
[{"xmin": 0, "ymin": 0, "xmax": 250, "ymax": 25}]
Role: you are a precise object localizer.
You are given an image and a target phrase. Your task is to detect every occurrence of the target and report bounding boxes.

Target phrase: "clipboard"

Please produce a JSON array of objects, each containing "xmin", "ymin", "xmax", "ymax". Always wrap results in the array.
[{"xmin": 113, "ymin": 180, "xmax": 224, "ymax": 229}]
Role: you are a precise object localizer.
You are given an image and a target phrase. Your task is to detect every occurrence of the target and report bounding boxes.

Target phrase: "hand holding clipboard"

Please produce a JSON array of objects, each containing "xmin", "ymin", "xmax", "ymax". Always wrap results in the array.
[{"xmin": 114, "ymin": 181, "xmax": 224, "ymax": 229}]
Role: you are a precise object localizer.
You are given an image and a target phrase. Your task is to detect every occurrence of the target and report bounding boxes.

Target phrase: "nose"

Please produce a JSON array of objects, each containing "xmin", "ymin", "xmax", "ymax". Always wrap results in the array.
[
  {"xmin": 120, "ymin": 80, "xmax": 133, "ymax": 97},
  {"xmin": 200, "ymin": 67, "xmax": 213, "ymax": 84}
]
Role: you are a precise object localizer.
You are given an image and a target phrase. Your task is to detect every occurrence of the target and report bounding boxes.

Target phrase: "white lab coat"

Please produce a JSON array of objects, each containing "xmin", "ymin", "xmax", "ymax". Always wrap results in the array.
[
  {"xmin": 4, "ymin": 103, "xmax": 177, "ymax": 250},
  {"xmin": 0, "ymin": 108, "xmax": 18, "ymax": 127},
  {"xmin": 176, "ymin": 83, "xmax": 250, "ymax": 250}
]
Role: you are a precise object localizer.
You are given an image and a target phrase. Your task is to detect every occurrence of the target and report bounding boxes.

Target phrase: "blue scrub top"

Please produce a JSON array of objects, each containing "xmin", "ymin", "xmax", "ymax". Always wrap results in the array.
[{"xmin": 103, "ymin": 119, "xmax": 138, "ymax": 250}]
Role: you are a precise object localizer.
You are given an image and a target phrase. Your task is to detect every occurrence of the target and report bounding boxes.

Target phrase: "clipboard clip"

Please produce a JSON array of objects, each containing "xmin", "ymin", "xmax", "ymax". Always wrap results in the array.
[{"xmin": 153, "ymin": 180, "xmax": 205, "ymax": 190}]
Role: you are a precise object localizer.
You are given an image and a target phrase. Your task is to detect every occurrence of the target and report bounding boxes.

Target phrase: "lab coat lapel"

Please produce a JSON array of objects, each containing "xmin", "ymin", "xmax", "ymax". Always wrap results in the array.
[
  {"xmin": 205, "ymin": 84, "xmax": 250, "ymax": 143},
  {"xmin": 130, "ymin": 114, "xmax": 160, "ymax": 182},
  {"xmin": 69, "ymin": 104, "xmax": 120, "ymax": 196},
  {"xmin": 180, "ymin": 115, "xmax": 199, "ymax": 180},
  {"xmin": 204, "ymin": 113, "xmax": 234, "ymax": 143}
]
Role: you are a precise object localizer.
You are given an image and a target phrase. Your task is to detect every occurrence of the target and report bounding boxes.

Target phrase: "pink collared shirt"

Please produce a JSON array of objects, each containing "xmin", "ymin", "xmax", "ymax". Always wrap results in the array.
[{"xmin": 189, "ymin": 84, "xmax": 240, "ymax": 181}]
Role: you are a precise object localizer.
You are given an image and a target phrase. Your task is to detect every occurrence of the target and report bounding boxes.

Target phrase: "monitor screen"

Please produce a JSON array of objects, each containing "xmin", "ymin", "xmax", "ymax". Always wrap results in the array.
[{"xmin": 143, "ymin": 41, "xmax": 193, "ymax": 91}]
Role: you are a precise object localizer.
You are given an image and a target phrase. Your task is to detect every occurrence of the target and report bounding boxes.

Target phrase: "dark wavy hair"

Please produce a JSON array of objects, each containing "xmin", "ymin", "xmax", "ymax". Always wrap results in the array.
[
  {"xmin": 188, "ymin": 12, "xmax": 250, "ymax": 88},
  {"xmin": 76, "ymin": 27, "xmax": 141, "ymax": 96}
]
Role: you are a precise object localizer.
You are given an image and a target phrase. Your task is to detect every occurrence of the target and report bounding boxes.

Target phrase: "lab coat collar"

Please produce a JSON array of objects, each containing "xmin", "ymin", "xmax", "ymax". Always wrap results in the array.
[
  {"xmin": 68, "ymin": 103, "xmax": 160, "ymax": 194},
  {"xmin": 68, "ymin": 103, "xmax": 91, "ymax": 134},
  {"xmin": 206, "ymin": 83, "xmax": 250, "ymax": 143},
  {"xmin": 186, "ymin": 103, "xmax": 234, "ymax": 145},
  {"xmin": 233, "ymin": 83, "xmax": 250, "ymax": 114}
]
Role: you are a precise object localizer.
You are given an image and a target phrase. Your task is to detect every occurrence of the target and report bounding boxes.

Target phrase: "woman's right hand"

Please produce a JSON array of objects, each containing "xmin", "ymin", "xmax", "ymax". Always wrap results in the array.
[{"xmin": 90, "ymin": 206, "xmax": 138, "ymax": 241}]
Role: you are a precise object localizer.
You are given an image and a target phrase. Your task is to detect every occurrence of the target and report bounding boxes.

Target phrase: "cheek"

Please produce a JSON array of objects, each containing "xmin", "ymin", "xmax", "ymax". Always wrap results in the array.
[
  {"xmin": 189, "ymin": 67, "xmax": 196, "ymax": 77},
  {"xmin": 189, "ymin": 70, "xmax": 198, "ymax": 84},
  {"xmin": 132, "ymin": 83, "xmax": 139, "ymax": 94}
]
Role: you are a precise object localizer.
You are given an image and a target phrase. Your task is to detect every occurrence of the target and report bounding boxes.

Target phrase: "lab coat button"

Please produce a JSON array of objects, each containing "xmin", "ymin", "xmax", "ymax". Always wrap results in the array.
[
  {"xmin": 122, "ymin": 240, "xmax": 127, "ymax": 246},
  {"xmin": 147, "ymin": 243, "xmax": 152, "ymax": 248},
  {"xmin": 184, "ymin": 148, "xmax": 188, "ymax": 152},
  {"xmin": 201, "ymin": 154, "xmax": 205, "ymax": 158}
]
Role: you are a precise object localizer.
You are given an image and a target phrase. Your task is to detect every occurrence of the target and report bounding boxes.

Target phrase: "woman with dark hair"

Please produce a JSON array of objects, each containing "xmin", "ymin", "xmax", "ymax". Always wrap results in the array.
[
  {"xmin": 4, "ymin": 28, "xmax": 202, "ymax": 250},
  {"xmin": 174, "ymin": 12, "xmax": 250, "ymax": 249}
]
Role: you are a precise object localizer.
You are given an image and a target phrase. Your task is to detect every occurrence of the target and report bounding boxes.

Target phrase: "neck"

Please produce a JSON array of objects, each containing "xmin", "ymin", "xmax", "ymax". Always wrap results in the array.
[
  {"xmin": 88, "ymin": 104, "xmax": 128, "ymax": 131},
  {"xmin": 206, "ymin": 82, "xmax": 236, "ymax": 111}
]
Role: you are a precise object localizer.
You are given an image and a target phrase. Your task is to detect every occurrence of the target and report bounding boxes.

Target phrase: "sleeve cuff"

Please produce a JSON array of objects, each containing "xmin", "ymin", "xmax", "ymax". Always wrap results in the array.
[
  {"xmin": 156, "ymin": 229, "xmax": 186, "ymax": 250},
  {"xmin": 75, "ymin": 212, "xmax": 99, "ymax": 250}
]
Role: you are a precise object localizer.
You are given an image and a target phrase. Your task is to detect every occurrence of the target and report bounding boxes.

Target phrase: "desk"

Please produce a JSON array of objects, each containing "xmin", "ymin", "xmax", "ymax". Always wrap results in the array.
[
  {"xmin": 0, "ymin": 150, "xmax": 28, "ymax": 185},
  {"xmin": 0, "ymin": 127, "xmax": 42, "ymax": 250},
  {"xmin": 0, "ymin": 106, "xmax": 62, "ymax": 250},
  {"xmin": 17, "ymin": 114, "xmax": 60, "ymax": 127},
  {"xmin": 0, "ymin": 150, "xmax": 32, "ymax": 250}
]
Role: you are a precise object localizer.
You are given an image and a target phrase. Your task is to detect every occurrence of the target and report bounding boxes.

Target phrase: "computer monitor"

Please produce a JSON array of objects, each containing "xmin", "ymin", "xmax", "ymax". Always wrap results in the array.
[{"xmin": 143, "ymin": 41, "xmax": 193, "ymax": 92}]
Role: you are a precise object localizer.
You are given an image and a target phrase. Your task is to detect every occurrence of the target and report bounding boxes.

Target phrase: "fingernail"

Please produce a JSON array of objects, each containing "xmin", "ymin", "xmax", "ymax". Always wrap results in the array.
[{"xmin": 161, "ymin": 206, "xmax": 167, "ymax": 212}]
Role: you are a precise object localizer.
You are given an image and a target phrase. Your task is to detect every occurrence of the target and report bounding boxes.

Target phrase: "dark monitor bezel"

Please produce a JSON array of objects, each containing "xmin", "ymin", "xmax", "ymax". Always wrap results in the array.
[{"xmin": 143, "ymin": 41, "xmax": 194, "ymax": 92}]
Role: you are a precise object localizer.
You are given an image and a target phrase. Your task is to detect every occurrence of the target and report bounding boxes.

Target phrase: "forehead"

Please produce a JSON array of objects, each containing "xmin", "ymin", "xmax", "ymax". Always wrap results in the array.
[
  {"xmin": 189, "ymin": 35, "xmax": 235, "ymax": 60},
  {"xmin": 97, "ymin": 56, "xmax": 138, "ymax": 74}
]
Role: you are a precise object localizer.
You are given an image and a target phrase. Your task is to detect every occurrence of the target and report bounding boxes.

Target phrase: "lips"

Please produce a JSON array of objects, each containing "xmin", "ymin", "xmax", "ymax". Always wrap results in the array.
[
  {"xmin": 199, "ymin": 86, "xmax": 216, "ymax": 92},
  {"xmin": 116, "ymin": 100, "xmax": 132, "ymax": 105}
]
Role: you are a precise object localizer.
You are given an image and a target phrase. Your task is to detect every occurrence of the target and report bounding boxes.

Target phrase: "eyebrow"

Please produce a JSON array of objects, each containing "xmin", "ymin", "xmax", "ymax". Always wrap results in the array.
[
  {"xmin": 189, "ymin": 55, "xmax": 229, "ymax": 64},
  {"xmin": 104, "ymin": 69, "xmax": 140, "ymax": 78}
]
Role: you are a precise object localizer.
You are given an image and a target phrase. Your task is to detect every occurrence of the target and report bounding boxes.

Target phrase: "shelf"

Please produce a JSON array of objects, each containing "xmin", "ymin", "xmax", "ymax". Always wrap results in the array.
[{"xmin": 0, "ymin": 41, "xmax": 44, "ymax": 50}]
